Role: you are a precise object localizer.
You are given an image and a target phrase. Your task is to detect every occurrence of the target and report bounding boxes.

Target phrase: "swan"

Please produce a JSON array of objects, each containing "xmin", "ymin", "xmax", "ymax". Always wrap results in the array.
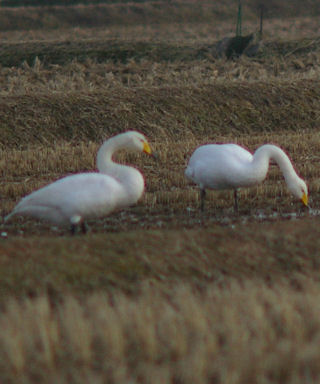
[
  {"xmin": 5, "ymin": 131, "xmax": 153, "ymax": 234},
  {"xmin": 185, "ymin": 143, "xmax": 308, "ymax": 212}
]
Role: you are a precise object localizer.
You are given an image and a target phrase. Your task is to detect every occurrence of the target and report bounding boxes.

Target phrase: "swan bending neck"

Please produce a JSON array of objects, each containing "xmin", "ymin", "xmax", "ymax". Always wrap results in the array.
[
  {"xmin": 253, "ymin": 144, "xmax": 298, "ymax": 183},
  {"xmin": 96, "ymin": 136, "xmax": 120, "ymax": 173},
  {"xmin": 96, "ymin": 134, "xmax": 145, "ymax": 205}
]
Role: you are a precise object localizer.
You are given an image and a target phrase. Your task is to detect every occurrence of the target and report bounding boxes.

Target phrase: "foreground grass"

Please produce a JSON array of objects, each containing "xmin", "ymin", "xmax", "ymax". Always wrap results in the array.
[
  {"xmin": 1, "ymin": 280, "xmax": 320, "ymax": 383},
  {"xmin": 0, "ymin": 217, "xmax": 319, "ymax": 298},
  {"xmin": 1, "ymin": 217, "xmax": 320, "ymax": 382}
]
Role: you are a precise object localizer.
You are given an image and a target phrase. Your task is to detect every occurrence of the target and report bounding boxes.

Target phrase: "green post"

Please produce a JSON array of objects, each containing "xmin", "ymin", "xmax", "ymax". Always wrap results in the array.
[
  {"xmin": 259, "ymin": 4, "xmax": 264, "ymax": 40},
  {"xmin": 236, "ymin": 0, "xmax": 242, "ymax": 37}
]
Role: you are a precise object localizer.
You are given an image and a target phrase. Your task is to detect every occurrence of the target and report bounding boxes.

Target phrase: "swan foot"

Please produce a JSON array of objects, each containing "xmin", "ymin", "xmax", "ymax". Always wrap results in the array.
[
  {"xmin": 70, "ymin": 224, "xmax": 77, "ymax": 235},
  {"xmin": 81, "ymin": 222, "xmax": 89, "ymax": 234},
  {"xmin": 70, "ymin": 214, "xmax": 89, "ymax": 235},
  {"xmin": 70, "ymin": 222, "xmax": 89, "ymax": 235}
]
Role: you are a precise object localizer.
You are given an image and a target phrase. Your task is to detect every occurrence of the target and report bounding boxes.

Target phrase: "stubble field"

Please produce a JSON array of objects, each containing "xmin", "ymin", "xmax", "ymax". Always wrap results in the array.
[{"xmin": 1, "ymin": 2, "xmax": 320, "ymax": 382}]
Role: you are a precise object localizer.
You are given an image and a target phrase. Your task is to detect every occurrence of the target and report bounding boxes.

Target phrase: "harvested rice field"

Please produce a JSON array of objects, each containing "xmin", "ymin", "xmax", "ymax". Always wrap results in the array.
[{"xmin": 1, "ymin": 1, "xmax": 320, "ymax": 382}]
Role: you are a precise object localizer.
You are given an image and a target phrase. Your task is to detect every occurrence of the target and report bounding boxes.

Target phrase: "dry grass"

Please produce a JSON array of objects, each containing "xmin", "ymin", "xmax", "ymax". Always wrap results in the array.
[
  {"xmin": 1, "ymin": 130, "xmax": 319, "ymax": 219},
  {"xmin": 1, "ymin": 281, "xmax": 320, "ymax": 383},
  {"xmin": 1, "ymin": 217, "xmax": 320, "ymax": 294},
  {"xmin": 1, "ymin": 34, "xmax": 320, "ymax": 90},
  {"xmin": 0, "ymin": 0, "xmax": 320, "ymax": 34},
  {"xmin": 1, "ymin": 3, "xmax": 320, "ymax": 382},
  {"xmin": 0, "ymin": 1, "xmax": 237, "ymax": 31},
  {"xmin": 0, "ymin": 80, "xmax": 320, "ymax": 149}
]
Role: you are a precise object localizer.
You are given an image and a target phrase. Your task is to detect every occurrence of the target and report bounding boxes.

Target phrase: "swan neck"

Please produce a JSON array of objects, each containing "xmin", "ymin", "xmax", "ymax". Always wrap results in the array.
[
  {"xmin": 96, "ymin": 134, "xmax": 145, "ymax": 205},
  {"xmin": 253, "ymin": 144, "xmax": 298, "ymax": 183},
  {"xmin": 96, "ymin": 137, "xmax": 118, "ymax": 173}
]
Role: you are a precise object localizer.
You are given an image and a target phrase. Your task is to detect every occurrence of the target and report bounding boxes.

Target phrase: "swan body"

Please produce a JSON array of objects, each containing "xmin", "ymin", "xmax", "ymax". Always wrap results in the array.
[
  {"xmin": 5, "ymin": 131, "xmax": 153, "ymax": 232},
  {"xmin": 185, "ymin": 143, "xmax": 308, "ymax": 211}
]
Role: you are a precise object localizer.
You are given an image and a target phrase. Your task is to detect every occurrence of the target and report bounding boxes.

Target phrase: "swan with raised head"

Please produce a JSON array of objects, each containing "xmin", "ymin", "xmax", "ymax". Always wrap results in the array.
[
  {"xmin": 185, "ymin": 143, "xmax": 308, "ymax": 212},
  {"xmin": 5, "ymin": 131, "xmax": 153, "ymax": 233}
]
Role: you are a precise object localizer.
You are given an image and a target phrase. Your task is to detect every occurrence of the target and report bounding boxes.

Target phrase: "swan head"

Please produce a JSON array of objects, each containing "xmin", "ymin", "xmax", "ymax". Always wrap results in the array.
[
  {"xmin": 121, "ymin": 131, "xmax": 153, "ymax": 155},
  {"xmin": 97, "ymin": 131, "xmax": 153, "ymax": 173},
  {"xmin": 288, "ymin": 177, "xmax": 308, "ymax": 206}
]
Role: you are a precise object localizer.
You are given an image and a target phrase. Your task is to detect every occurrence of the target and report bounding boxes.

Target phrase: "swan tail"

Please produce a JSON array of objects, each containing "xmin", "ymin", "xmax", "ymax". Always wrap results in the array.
[
  {"xmin": 4, "ymin": 203, "xmax": 28, "ymax": 223},
  {"xmin": 4, "ymin": 210, "xmax": 16, "ymax": 223},
  {"xmin": 185, "ymin": 166, "xmax": 194, "ymax": 181}
]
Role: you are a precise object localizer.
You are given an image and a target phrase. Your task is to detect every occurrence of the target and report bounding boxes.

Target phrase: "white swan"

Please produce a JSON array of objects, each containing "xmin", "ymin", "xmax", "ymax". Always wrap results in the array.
[
  {"xmin": 185, "ymin": 143, "xmax": 308, "ymax": 211},
  {"xmin": 5, "ymin": 131, "xmax": 153, "ymax": 233}
]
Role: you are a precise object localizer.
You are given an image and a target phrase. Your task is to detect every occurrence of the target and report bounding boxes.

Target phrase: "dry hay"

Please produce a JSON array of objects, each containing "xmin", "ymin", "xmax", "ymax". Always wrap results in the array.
[
  {"xmin": 0, "ymin": 79, "xmax": 320, "ymax": 149},
  {"xmin": 2, "ymin": 129, "xmax": 319, "ymax": 230},
  {"xmin": 1, "ymin": 281, "xmax": 320, "ymax": 383},
  {"xmin": 1, "ymin": 9, "xmax": 320, "ymax": 382}
]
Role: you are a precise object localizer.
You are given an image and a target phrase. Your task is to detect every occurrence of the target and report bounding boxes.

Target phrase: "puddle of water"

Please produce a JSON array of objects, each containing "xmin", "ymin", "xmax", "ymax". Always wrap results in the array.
[{"xmin": 241, "ymin": 207, "xmax": 319, "ymax": 225}]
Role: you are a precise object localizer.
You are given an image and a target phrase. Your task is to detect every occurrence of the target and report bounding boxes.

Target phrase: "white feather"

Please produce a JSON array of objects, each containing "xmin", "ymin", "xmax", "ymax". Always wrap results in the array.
[
  {"xmin": 185, "ymin": 143, "xmax": 308, "ymax": 207},
  {"xmin": 5, "ymin": 131, "xmax": 152, "ymax": 227}
]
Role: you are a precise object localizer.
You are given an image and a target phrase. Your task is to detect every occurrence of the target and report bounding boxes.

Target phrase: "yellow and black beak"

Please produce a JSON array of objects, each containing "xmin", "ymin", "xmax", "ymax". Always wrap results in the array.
[
  {"xmin": 143, "ymin": 141, "xmax": 158, "ymax": 159},
  {"xmin": 143, "ymin": 141, "xmax": 152, "ymax": 155},
  {"xmin": 301, "ymin": 192, "xmax": 308, "ymax": 207}
]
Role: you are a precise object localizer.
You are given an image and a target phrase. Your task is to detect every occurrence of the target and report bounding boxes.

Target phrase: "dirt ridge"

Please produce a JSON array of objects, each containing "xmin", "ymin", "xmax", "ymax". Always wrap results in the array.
[{"xmin": 1, "ymin": 80, "xmax": 319, "ymax": 147}]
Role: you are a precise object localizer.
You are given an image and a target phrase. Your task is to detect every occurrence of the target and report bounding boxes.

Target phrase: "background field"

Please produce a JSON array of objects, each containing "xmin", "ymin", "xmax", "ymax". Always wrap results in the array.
[{"xmin": 1, "ymin": 1, "xmax": 320, "ymax": 383}]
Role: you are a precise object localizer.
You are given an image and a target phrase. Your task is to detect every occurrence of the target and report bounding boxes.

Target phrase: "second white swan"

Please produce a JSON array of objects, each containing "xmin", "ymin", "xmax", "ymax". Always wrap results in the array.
[
  {"xmin": 185, "ymin": 143, "xmax": 308, "ymax": 211},
  {"xmin": 5, "ymin": 131, "xmax": 153, "ymax": 233}
]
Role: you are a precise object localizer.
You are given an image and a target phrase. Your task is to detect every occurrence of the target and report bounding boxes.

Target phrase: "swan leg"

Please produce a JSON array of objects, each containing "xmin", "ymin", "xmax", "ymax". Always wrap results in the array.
[
  {"xmin": 81, "ymin": 222, "xmax": 88, "ymax": 234},
  {"xmin": 70, "ymin": 222, "xmax": 88, "ymax": 235},
  {"xmin": 70, "ymin": 215, "xmax": 85, "ymax": 235},
  {"xmin": 200, "ymin": 189, "xmax": 206, "ymax": 212},
  {"xmin": 234, "ymin": 189, "xmax": 239, "ymax": 212},
  {"xmin": 70, "ymin": 224, "xmax": 77, "ymax": 235}
]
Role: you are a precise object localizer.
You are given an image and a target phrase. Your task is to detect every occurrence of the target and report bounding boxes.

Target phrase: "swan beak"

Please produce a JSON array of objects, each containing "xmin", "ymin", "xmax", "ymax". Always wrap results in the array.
[
  {"xmin": 143, "ymin": 141, "xmax": 158, "ymax": 159},
  {"xmin": 301, "ymin": 192, "xmax": 308, "ymax": 206},
  {"xmin": 143, "ymin": 141, "xmax": 152, "ymax": 155}
]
